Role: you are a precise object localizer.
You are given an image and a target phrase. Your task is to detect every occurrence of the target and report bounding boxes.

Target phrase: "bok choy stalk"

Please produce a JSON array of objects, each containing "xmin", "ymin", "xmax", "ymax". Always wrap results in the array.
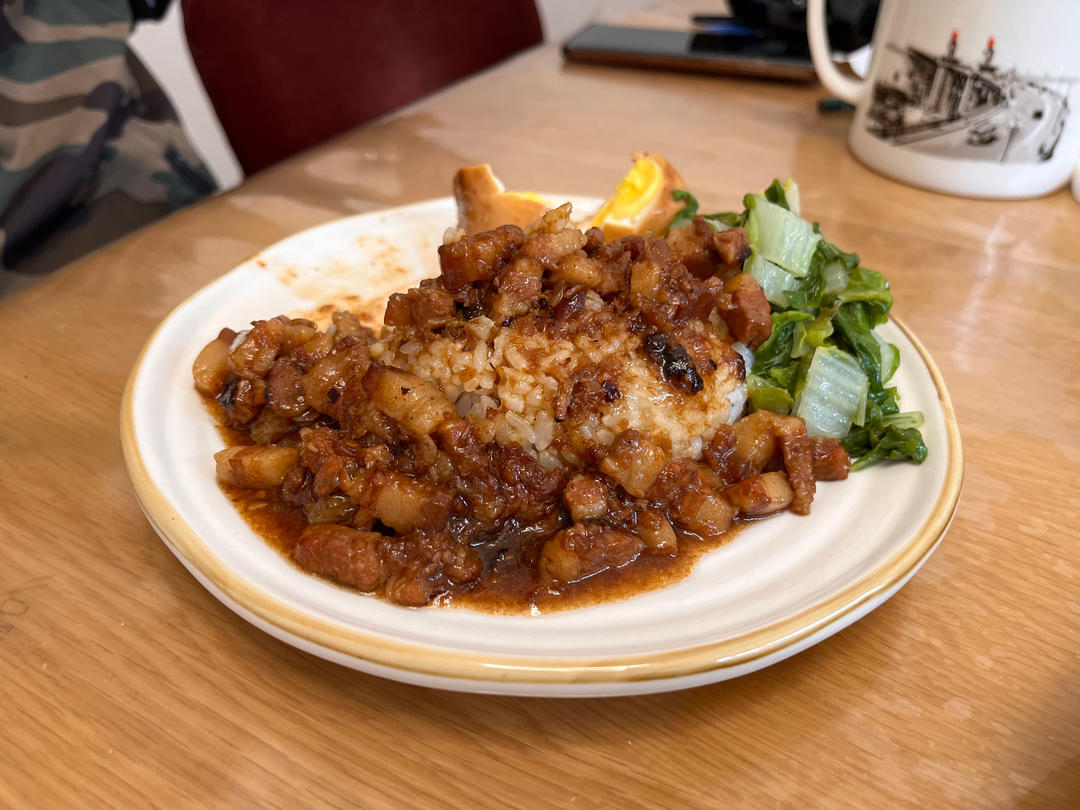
[
  {"xmin": 743, "ymin": 194, "xmax": 820, "ymax": 277},
  {"xmin": 668, "ymin": 183, "xmax": 927, "ymax": 469},
  {"xmin": 795, "ymin": 347, "xmax": 867, "ymax": 438},
  {"xmin": 745, "ymin": 252, "xmax": 795, "ymax": 307}
]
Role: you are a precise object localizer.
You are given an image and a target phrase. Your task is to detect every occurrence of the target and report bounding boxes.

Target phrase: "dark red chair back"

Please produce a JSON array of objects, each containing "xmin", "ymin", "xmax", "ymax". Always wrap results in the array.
[{"xmin": 182, "ymin": 1, "xmax": 543, "ymax": 175}]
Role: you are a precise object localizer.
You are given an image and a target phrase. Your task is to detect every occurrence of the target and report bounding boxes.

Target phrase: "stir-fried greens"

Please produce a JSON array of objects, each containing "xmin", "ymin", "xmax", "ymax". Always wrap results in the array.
[{"xmin": 669, "ymin": 182, "xmax": 927, "ymax": 471}]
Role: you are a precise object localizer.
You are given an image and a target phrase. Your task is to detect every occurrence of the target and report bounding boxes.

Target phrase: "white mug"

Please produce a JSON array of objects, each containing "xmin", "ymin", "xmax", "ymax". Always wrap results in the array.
[{"xmin": 808, "ymin": 0, "xmax": 1080, "ymax": 198}]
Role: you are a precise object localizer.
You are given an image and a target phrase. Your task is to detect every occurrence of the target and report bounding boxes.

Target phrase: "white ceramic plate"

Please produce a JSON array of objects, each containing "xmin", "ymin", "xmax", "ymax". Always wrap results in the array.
[{"xmin": 121, "ymin": 197, "xmax": 963, "ymax": 697}]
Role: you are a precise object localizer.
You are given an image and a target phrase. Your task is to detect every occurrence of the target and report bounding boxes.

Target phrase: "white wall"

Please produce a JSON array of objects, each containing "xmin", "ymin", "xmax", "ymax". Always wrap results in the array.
[{"xmin": 129, "ymin": 1, "xmax": 654, "ymax": 192}]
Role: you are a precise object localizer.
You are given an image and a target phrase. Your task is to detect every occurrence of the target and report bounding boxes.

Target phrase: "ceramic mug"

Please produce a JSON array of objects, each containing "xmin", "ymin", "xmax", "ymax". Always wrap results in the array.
[{"xmin": 807, "ymin": 0, "xmax": 1080, "ymax": 198}]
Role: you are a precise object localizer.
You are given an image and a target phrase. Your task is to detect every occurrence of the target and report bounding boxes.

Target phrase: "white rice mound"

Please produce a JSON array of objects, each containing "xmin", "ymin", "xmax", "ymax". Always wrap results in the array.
[{"xmin": 369, "ymin": 294, "xmax": 748, "ymax": 471}]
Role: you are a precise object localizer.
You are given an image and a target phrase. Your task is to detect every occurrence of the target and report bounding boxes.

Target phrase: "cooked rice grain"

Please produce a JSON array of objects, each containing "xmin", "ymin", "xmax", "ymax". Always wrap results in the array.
[{"xmin": 374, "ymin": 316, "xmax": 746, "ymax": 464}]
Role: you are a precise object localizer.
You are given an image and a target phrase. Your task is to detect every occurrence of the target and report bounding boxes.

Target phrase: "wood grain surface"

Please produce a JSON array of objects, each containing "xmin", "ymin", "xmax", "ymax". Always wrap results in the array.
[{"xmin": 1, "ymin": 7, "xmax": 1078, "ymax": 808}]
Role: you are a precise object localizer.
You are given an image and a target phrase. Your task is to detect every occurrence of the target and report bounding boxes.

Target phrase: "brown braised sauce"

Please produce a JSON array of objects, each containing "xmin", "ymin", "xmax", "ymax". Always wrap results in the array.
[
  {"xmin": 215, "ymin": 442, "xmax": 745, "ymax": 614},
  {"xmin": 196, "ymin": 216, "xmax": 848, "ymax": 612}
]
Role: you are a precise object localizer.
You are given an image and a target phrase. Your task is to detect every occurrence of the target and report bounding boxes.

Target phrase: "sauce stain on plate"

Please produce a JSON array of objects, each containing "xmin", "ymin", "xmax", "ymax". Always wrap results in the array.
[{"xmin": 258, "ymin": 234, "xmax": 423, "ymax": 305}]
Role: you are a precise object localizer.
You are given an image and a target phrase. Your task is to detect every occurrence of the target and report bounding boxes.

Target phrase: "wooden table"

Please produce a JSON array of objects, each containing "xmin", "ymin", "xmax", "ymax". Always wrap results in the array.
[{"xmin": 2, "ymin": 16, "xmax": 1078, "ymax": 809}]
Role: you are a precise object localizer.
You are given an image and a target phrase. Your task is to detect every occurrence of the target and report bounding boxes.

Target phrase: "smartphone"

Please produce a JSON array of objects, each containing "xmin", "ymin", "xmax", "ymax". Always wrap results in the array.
[{"xmin": 563, "ymin": 24, "xmax": 815, "ymax": 82}]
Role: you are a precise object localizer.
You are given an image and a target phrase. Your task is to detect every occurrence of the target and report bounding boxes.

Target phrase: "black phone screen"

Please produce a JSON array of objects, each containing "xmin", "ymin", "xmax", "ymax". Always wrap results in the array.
[{"xmin": 563, "ymin": 25, "xmax": 815, "ymax": 81}]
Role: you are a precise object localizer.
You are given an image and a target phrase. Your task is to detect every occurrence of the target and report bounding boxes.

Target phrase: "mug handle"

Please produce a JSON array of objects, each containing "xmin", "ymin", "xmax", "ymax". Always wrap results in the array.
[{"xmin": 806, "ymin": 0, "xmax": 871, "ymax": 105}]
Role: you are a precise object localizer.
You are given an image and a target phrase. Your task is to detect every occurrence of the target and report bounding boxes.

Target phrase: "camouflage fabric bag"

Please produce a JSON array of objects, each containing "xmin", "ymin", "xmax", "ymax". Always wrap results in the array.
[{"xmin": 0, "ymin": 0, "xmax": 216, "ymax": 293}]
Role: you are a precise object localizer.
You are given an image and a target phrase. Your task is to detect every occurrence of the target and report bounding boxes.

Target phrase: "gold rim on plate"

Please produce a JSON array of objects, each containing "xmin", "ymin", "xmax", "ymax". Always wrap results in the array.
[{"xmin": 121, "ymin": 245, "xmax": 963, "ymax": 687}]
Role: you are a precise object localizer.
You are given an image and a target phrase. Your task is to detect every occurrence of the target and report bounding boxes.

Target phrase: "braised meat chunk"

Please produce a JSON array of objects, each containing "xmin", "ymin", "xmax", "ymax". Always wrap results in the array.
[
  {"xmin": 195, "ymin": 203, "xmax": 853, "ymax": 609},
  {"xmin": 293, "ymin": 524, "xmax": 388, "ymax": 591}
]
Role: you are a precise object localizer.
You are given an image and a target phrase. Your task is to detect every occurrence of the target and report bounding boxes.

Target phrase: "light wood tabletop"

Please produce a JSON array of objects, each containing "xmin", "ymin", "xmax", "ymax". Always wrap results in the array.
[{"xmin": 2, "ymin": 8, "xmax": 1078, "ymax": 809}]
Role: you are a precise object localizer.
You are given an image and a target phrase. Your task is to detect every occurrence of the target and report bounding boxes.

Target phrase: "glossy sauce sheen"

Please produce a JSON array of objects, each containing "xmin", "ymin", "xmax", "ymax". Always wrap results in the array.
[
  {"xmin": 210, "ymin": 397, "xmax": 747, "ymax": 613},
  {"xmin": 199, "ymin": 217, "xmax": 832, "ymax": 610},
  {"xmin": 220, "ymin": 470, "xmax": 744, "ymax": 613}
]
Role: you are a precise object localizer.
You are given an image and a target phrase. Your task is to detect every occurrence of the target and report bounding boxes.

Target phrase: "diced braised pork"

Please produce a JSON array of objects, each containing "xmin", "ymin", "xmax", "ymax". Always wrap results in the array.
[
  {"xmin": 811, "ymin": 436, "xmax": 851, "ymax": 480},
  {"xmin": 301, "ymin": 335, "xmax": 371, "ymax": 414},
  {"xmin": 227, "ymin": 318, "xmax": 285, "ymax": 379},
  {"xmin": 539, "ymin": 523, "xmax": 644, "ymax": 583},
  {"xmin": 777, "ymin": 426, "xmax": 815, "ymax": 516},
  {"xmin": 361, "ymin": 364, "xmax": 456, "ymax": 438},
  {"xmin": 521, "ymin": 228, "xmax": 588, "ymax": 270},
  {"xmin": 720, "ymin": 273, "xmax": 772, "ymax": 349},
  {"xmin": 711, "ymin": 226, "xmax": 751, "ymax": 271},
  {"xmin": 724, "ymin": 411, "xmax": 817, "ymax": 514},
  {"xmin": 551, "ymin": 253, "xmax": 622, "ymax": 294},
  {"xmin": 489, "ymin": 256, "xmax": 543, "ymax": 323},
  {"xmin": 214, "ymin": 445, "xmax": 299, "ymax": 489},
  {"xmin": 437, "ymin": 224, "xmax": 524, "ymax": 291},
  {"xmin": 664, "ymin": 218, "xmax": 750, "ymax": 280},
  {"xmin": 635, "ymin": 509, "xmax": 678, "ymax": 553},
  {"xmin": 649, "ymin": 459, "xmax": 736, "ymax": 538},
  {"xmin": 599, "ymin": 430, "xmax": 669, "ymax": 498},
  {"xmin": 195, "ymin": 208, "xmax": 856, "ymax": 608},
  {"xmin": 192, "ymin": 328, "xmax": 237, "ymax": 397},
  {"xmin": 563, "ymin": 474, "xmax": 610, "ymax": 522},
  {"xmin": 293, "ymin": 524, "xmax": 388, "ymax": 591},
  {"xmin": 702, "ymin": 424, "xmax": 739, "ymax": 484},
  {"xmin": 218, "ymin": 376, "xmax": 267, "ymax": 426},
  {"xmin": 265, "ymin": 361, "xmax": 307, "ymax": 418},
  {"xmin": 384, "ymin": 279, "xmax": 456, "ymax": 330},
  {"xmin": 366, "ymin": 470, "xmax": 454, "ymax": 534},
  {"xmin": 493, "ymin": 444, "xmax": 566, "ymax": 521},
  {"xmin": 725, "ymin": 472, "xmax": 795, "ymax": 517},
  {"xmin": 730, "ymin": 410, "xmax": 779, "ymax": 478}
]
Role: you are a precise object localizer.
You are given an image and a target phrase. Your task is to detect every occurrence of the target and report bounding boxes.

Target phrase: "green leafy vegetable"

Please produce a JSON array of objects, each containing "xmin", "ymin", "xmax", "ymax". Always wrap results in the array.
[
  {"xmin": 822, "ymin": 262, "xmax": 849, "ymax": 295},
  {"xmin": 792, "ymin": 306, "xmax": 836, "ymax": 359},
  {"xmin": 795, "ymin": 347, "xmax": 869, "ymax": 438},
  {"xmin": 763, "ymin": 179, "xmax": 791, "ymax": 210},
  {"xmin": 747, "ymin": 375, "xmax": 796, "ymax": 414},
  {"xmin": 782, "ymin": 179, "xmax": 801, "ymax": 216},
  {"xmin": 745, "ymin": 251, "xmax": 796, "ymax": 306},
  {"xmin": 672, "ymin": 178, "xmax": 927, "ymax": 469},
  {"xmin": 743, "ymin": 194, "xmax": 821, "ymax": 277},
  {"xmin": 752, "ymin": 310, "xmax": 812, "ymax": 372},
  {"xmin": 873, "ymin": 332, "xmax": 899, "ymax": 383},
  {"xmin": 705, "ymin": 212, "xmax": 742, "ymax": 230},
  {"xmin": 669, "ymin": 189, "xmax": 698, "ymax": 232},
  {"xmin": 843, "ymin": 413, "xmax": 927, "ymax": 471},
  {"xmin": 668, "ymin": 190, "xmax": 742, "ymax": 233}
]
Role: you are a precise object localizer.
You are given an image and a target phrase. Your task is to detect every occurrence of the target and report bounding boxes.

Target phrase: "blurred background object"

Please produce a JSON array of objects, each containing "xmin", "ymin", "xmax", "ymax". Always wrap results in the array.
[
  {"xmin": 180, "ymin": 0, "xmax": 543, "ymax": 176},
  {"xmin": 4, "ymin": 0, "xmax": 887, "ymax": 297},
  {"xmin": 564, "ymin": 21, "xmax": 817, "ymax": 80},
  {"xmin": 807, "ymin": 0, "xmax": 1080, "ymax": 198},
  {"xmin": 134, "ymin": 1, "xmax": 883, "ymax": 192},
  {"xmin": 726, "ymin": 0, "xmax": 877, "ymax": 52},
  {"xmin": 129, "ymin": 0, "xmax": 662, "ymax": 194},
  {"xmin": 564, "ymin": 0, "xmax": 878, "ymax": 81},
  {"xmin": 0, "ymin": 0, "xmax": 552, "ymax": 296},
  {"xmin": 0, "ymin": 0, "xmax": 216, "ymax": 294}
]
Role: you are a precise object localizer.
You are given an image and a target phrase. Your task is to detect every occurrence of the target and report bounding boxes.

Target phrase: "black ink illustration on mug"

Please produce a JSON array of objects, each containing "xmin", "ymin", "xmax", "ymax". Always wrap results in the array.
[{"xmin": 866, "ymin": 30, "xmax": 1075, "ymax": 163}]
